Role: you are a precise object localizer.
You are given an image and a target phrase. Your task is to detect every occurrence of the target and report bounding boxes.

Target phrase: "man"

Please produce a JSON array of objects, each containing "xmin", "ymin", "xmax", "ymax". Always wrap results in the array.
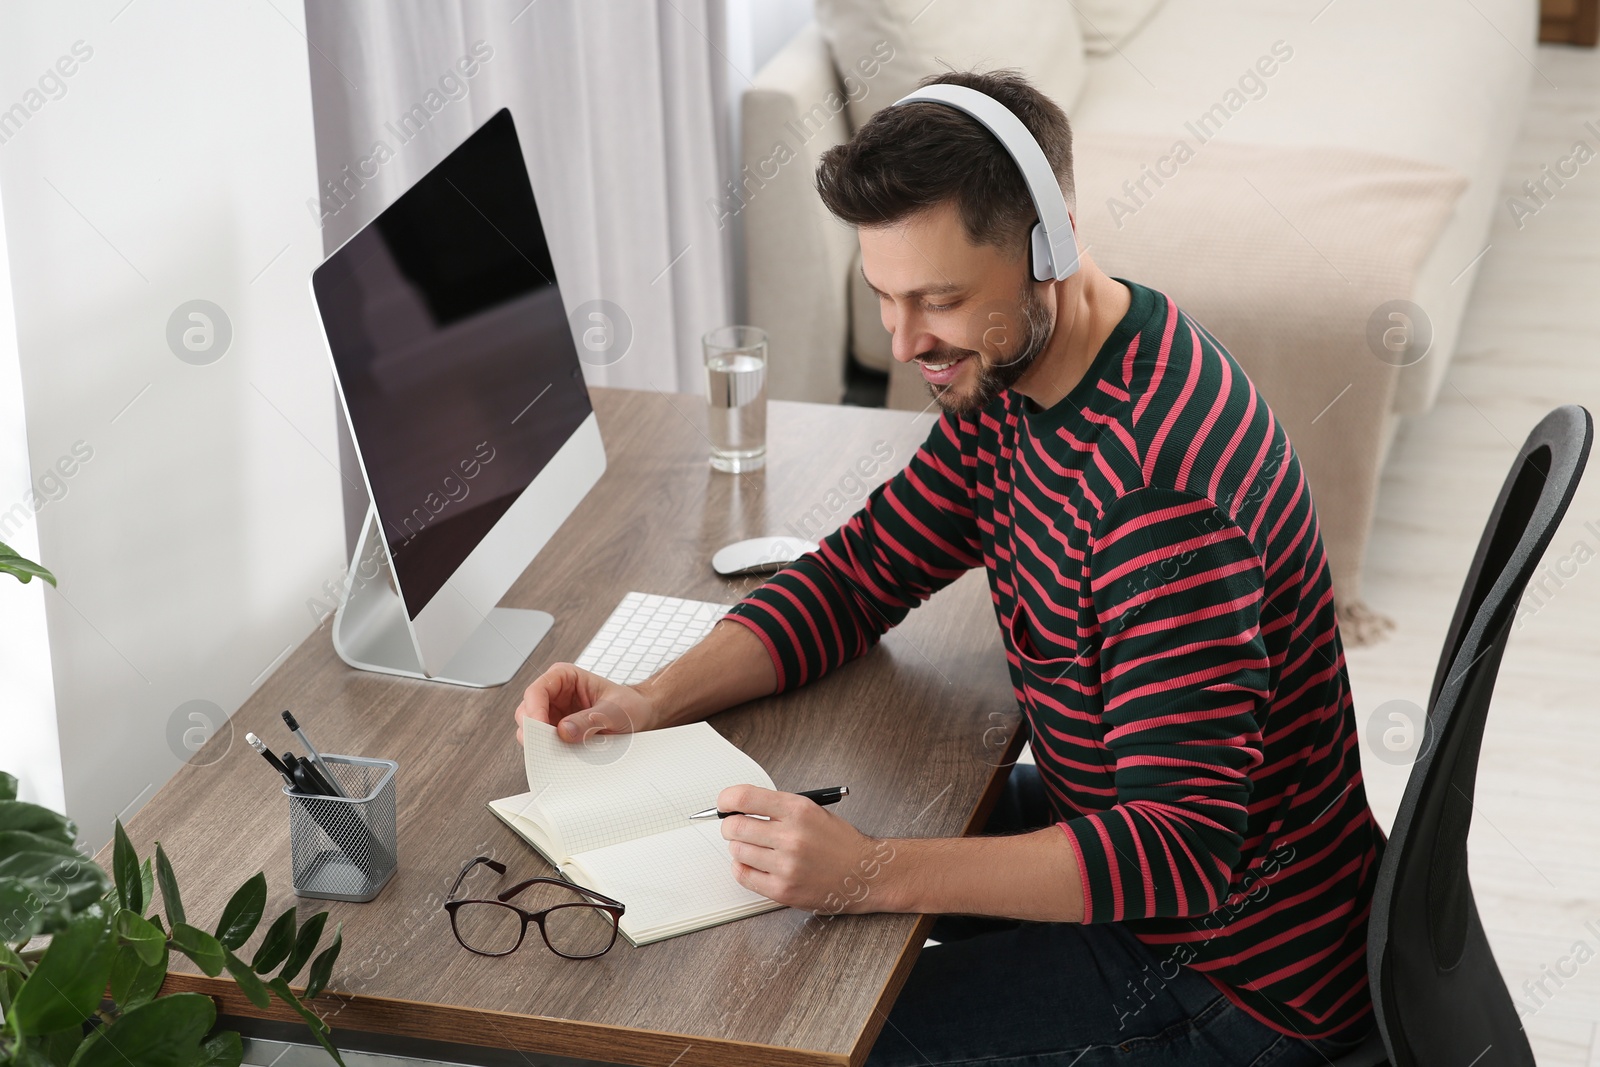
[{"xmin": 516, "ymin": 69, "xmax": 1383, "ymax": 1065}]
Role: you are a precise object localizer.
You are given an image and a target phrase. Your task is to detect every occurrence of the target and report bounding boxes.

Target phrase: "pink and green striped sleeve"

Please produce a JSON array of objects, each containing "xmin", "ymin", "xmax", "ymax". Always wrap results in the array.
[
  {"xmin": 1060, "ymin": 485, "xmax": 1270, "ymax": 923},
  {"xmin": 722, "ymin": 411, "xmax": 983, "ymax": 691}
]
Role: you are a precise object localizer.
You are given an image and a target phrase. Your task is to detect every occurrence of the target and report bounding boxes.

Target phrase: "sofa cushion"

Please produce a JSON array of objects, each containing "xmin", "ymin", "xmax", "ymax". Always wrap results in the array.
[
  {"xmin": 1073, "ymin": 0, "xmax": 1166, "ymax": 55},
  {"xmin": 1065, "ymin": 0, "xmax": 1536, "ymax": 414},
  {"xmin": 1068, "ymin": 0, "xmax": 1529, "ymax": 162},
  {"xmin": 744, "ymin": 22, "xmax": 860, "ymax": 403},
  {"xmin": 814, "ymin": 0, "xmax": 1087, "ymax": 131},
  {"xmin": 1069, "ymin": 129, "xmax": 1466, "ymax": 618}
]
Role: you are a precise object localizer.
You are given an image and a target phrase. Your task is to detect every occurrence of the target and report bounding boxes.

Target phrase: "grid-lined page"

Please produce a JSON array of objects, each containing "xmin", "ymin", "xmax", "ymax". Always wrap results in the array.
[
  {"xmin": 486, "ymin": 792, "xmax": 566, "ymax": 865},
  {"xmin": 564, "ymin": 821, "xmax": 782, "ymax": 945},
  {"xmin": 520, "ymin": 719, "xmax": 774, "ymax": 858}
]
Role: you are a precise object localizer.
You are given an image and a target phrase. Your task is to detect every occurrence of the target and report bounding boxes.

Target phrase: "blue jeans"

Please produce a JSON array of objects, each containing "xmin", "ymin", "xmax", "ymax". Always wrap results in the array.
[{"xmin": 865, "ymin": 762, "xmax": 1373, "ymax": 1066}]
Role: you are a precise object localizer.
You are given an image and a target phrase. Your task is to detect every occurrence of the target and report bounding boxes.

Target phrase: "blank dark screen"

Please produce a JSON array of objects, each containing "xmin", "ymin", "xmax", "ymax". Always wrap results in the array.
[{"xmin": 313, "ymin": 108, "xmax": 592, "ymax": 619}]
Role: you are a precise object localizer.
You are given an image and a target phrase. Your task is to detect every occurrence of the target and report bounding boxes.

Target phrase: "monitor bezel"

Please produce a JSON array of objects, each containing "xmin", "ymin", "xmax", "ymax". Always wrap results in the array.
[{"xmin": 309, "ymin": 107, "xmax": 606, "ymax": 679}]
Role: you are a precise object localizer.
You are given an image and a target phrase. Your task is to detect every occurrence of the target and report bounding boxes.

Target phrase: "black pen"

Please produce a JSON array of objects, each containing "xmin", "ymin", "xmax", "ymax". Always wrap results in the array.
[
  {"xmin": 246, "ymin": 733, "xmax": 296, "ymax": 788},
  {"xmin": 689, "ymin": 786, "xmax": 849, "ymax": 820},
  {"xmin": 302, "ymin": 757, "xmax": 341, "ymax": 798},
  {"xmin": 283, "ymin": 753, "xmax": 334, "ymax": 797},
  {"xmin": 282, "ymin": 710, "xmax": 347, "ymax": 798}
]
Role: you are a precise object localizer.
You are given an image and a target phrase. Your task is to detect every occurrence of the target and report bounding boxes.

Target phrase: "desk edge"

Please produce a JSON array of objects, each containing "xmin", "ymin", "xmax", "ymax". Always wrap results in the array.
[{"xmin": 164, "ymin": 972, "xmax": 852, "ymax": 1067}]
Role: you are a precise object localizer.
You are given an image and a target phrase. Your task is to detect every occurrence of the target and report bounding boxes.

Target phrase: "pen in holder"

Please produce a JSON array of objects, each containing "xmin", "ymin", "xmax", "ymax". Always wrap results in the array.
[{"xmin": 284, "ymin": 754, "xmax": 398, "ymax": 902}]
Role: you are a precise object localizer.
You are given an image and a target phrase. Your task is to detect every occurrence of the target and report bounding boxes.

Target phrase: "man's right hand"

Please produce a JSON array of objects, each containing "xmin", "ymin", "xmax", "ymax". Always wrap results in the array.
[
  {"xmin": 514, "ymin": 663, "xmax": 657, "ymax": 747},
  {"xmin": 511, "ymin": 620, "xmax": 778, "ymax": 749}
]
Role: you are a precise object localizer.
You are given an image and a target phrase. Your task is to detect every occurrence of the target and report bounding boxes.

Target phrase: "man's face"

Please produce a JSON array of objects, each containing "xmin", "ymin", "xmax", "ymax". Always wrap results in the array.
[{"xmin": 858, "ymin": 201, "xmax": 1056, "ymax": 418}]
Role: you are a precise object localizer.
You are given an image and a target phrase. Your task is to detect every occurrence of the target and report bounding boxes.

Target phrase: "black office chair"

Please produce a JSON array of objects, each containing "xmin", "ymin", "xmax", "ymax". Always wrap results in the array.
[{"xmin": 1331, "ymin": 404, "xmax": 1592, "ymax": 1067}]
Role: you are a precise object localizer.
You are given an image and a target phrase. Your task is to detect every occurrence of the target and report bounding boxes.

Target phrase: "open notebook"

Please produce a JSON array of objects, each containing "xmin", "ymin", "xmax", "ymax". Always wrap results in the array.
[{"xmin": 488, "ymin": 719, "xmax": 783, "ymax": 946}]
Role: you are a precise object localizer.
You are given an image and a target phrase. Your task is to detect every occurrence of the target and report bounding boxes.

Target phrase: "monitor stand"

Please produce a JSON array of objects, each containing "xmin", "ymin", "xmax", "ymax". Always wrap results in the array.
[{"xmin": 330, "ymin": 507, "xmax": 552, "ymax": 688}]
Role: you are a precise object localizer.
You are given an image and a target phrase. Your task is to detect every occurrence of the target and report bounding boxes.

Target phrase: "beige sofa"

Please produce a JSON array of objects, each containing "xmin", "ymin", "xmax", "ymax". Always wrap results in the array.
[{"xmin": 739, "ymin": 0, "xmax": 1535, "ymax": 633}]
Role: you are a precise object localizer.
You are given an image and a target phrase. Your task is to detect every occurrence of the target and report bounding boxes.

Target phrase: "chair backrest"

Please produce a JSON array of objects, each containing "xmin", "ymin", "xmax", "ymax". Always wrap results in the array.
[{"xmin": 1368, "ymin": 405, "xmax": 1592, "ymax": 1067}]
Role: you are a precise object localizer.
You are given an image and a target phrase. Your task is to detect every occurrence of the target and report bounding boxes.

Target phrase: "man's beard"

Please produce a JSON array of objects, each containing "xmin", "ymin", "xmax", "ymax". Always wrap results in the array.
[{"xmin": 921, "ymin": 284, "xmax": 1055, "ymax": 418}]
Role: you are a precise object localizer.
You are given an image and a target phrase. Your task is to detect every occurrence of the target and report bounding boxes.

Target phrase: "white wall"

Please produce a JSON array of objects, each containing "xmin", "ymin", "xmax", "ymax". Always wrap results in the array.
[
  {"xmin": 0, "ymin": 0, "xmax": 342, "ymax": 853},
  {"xmin": 0, "ymin": 179, "xmax": 64, "ymax": 813}
]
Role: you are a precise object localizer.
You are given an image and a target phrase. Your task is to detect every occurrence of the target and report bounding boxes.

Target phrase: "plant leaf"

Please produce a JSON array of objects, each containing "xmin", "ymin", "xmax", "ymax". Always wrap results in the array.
[
  {"xmin": 277, "ymin": 910, "xmax": 327, "ymax": 982},
  {"xmin": 42, "ymin": 1023, "xmax": 86, "ymax": 1063},
  {"xmin": 0, "ymin": 800, "xmax": 75, "ymax": 846},
  {"xmin": 138, "ymin": 857, "xmax": 155, "ymax": 917},
  {"xmin": 169, "ymin": 922, "xmax": 224, "ymax": 977},
  {"xmin": 107, "ymin": 941, "xmax": 140, "ymax": 1004},
  {"xmin": 0, "ymin": 941, "xmax": 23, "ymax": 974},
  {"xmin": 11, "ymin": 1040, "xmax": 56, "ymax": 1067},
  {"xmin": 303, "ymin": 922, "xmax": 341, "ymax": 1000},
  {"xmin": 154, "ymin": 842, "xmax": 184, "ymax": 927},
  {"xmin": 0, "ymin": 850, "xmax": 109, "ymax": 914},
  {"xmin": 213, "ymin": 872, "xmax": 266, "ymax": 951},
  {"xmin": 0, "ymin": 831, "xmax": 82, "ymax": 861},
  {"xmin": 0, "ymin": 851, "xmax": 84, "ymax": 880},
  {"xmin": 64, "ymin": 991, "xmax": 214, "ymax": 1067},
  {"xmin": 196, "ymin": 1030, "xmax": 244, "ymax": 1067},
  {"xmin": 0, "ymin": 772, "xmax": 16, "ymax": 801},
  {"xmin": 0, "ymin": 553, "xmax": 56, "ymax": 587},
  {"xmin": 108, "ymin": 939, "xmax": 167, "ymax": 1012},
  {"xmin": 7, "ymin": 904, "xmax": 114, "ymax": 1036},
  {"xmin": 251, "ymin": 907, "xmax": 296, "ymax": 974},
  {"xmin": 112, "ymin": 821, "xmax": 141, "ymax": 916},
  {"xmin": 10, "ymin": 1040, "xmax": 53, "ymax": 1066},
  {"xmin": 0, "ymin": 875, "xmax": 74, "ymax": 942},
  {"xmin": 113, "ymin": 907, "xmax": 165, "ymax": 967},
  {"xmin": 222, "ymin": 949, "xmax": 271, "ymax": 1010},
  {"xmin": 266, "ymin": 976, "xmax": 346, "ymax": 1067}
]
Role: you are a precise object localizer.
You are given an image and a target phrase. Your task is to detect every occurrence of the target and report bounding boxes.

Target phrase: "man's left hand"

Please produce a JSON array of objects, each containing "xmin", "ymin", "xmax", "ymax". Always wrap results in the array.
[{"xmin": 717, "ymin": 784, "xmax": 896, "ymax": 914}]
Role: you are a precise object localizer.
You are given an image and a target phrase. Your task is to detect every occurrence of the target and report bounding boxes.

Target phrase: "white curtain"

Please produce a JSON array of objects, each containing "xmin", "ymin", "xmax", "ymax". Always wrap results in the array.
[{"xmin": 303, "ymin": 0, "xmax": 735, "ymax": 551}]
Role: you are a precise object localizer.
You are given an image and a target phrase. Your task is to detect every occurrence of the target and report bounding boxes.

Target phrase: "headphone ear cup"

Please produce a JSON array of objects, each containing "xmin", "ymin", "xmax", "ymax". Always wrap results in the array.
[{"xmin": 1029, "ymin": 222, "xmax": 1054, "ymax": 281}]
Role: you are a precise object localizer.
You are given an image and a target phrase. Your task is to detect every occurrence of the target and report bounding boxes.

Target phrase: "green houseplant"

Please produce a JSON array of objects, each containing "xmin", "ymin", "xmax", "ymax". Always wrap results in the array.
[
  {"xmin": 1, "ymin": 543, "xmax": 346, "ymax": 1065},
  {"xmin": 0, "ymin": 542, "xmax": 54, "ymax": 588}
]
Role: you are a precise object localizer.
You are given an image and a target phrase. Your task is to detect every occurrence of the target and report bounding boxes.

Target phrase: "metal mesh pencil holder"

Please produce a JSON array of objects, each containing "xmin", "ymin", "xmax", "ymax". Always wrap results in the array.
[{"xmin": 283, "ymin": 754, "xmax": 398, "ymax": 902}]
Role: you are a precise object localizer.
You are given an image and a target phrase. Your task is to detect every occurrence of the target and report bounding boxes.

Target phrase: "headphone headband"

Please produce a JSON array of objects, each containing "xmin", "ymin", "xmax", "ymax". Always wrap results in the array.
[{"xmin": 891, "ymin": 84, "xmax": 1080, "ymax": 282}]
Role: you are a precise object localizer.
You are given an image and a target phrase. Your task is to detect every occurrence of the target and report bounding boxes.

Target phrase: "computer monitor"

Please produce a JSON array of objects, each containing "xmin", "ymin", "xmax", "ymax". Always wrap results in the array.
[{"xmin": 311, "ymin": 108, "xmax": 605, "ymax": 687}]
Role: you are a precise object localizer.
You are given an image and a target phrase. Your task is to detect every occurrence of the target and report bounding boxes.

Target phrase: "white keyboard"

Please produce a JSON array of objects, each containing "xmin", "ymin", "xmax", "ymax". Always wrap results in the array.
[{"xmin": 573, "ymin": 592, "xmax": 732, "ymax": 686}]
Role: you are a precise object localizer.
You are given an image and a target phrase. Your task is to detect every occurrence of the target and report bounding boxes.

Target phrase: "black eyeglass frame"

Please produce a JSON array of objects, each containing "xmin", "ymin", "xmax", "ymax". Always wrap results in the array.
[{"xmin": 444, "ymin": 855, "xmax": 626, "ymax": 960}]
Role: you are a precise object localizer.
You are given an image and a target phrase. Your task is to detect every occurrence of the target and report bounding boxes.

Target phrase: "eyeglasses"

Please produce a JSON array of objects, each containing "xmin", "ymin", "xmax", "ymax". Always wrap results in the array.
[{"xmin": 444, "ymin": 856, "xmax": 625, "ymax": 960}]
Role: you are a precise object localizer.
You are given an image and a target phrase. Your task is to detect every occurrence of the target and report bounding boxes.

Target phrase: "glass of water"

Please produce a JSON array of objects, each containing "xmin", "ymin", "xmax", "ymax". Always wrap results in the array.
[{"xmin": 703, "ymin": 325, "xmax": 768, "ymax": 473}]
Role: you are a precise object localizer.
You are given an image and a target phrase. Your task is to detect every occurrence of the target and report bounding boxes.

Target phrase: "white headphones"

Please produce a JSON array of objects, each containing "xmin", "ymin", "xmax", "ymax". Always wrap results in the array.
[{"xmin": 890, "ymin": 84, "xmax": 1081, "ymax": 283}]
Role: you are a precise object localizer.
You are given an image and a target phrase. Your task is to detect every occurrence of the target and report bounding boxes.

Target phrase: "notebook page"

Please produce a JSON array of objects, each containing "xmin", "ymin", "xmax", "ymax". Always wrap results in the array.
[
  {"xmin": 522, "ymin": 719, "xmax": 774, "ymax": 857},
  {"xmin": 564, "ymin": 821, "xmax": 782, "ymax": 945},
  {"xmin": 485, "ymin": 792, "xmax": 567, "ymax": 866}
]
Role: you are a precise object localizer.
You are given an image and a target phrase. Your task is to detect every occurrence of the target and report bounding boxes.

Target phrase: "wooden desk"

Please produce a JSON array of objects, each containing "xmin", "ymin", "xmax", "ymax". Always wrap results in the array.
[
  {"xmin": 108, "ymin": 388, "xmax": 1021, "ymax": 1067},
  {"xmin": 1540, "ymin": 0, "xmax": 1599, "ymax": 45}
]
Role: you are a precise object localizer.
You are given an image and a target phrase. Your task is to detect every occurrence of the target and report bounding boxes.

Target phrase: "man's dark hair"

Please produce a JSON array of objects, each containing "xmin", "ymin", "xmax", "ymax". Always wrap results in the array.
[{"xmin": 814, "ymin": 69, "xmax": 1075, "ymax": 260}]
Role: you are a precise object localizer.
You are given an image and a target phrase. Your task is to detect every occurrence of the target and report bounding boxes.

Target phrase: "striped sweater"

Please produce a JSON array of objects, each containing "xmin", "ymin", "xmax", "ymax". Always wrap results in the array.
[{"xmin": 724, "ymin": 277, "xmax": 1384, "ymax": 1041}]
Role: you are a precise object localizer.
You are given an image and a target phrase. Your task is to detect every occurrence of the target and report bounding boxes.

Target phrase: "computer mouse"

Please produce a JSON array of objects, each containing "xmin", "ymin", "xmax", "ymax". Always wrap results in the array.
[{"xmin": 712, "ymin": 535, "xmax": 821, "ymax": 577}]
